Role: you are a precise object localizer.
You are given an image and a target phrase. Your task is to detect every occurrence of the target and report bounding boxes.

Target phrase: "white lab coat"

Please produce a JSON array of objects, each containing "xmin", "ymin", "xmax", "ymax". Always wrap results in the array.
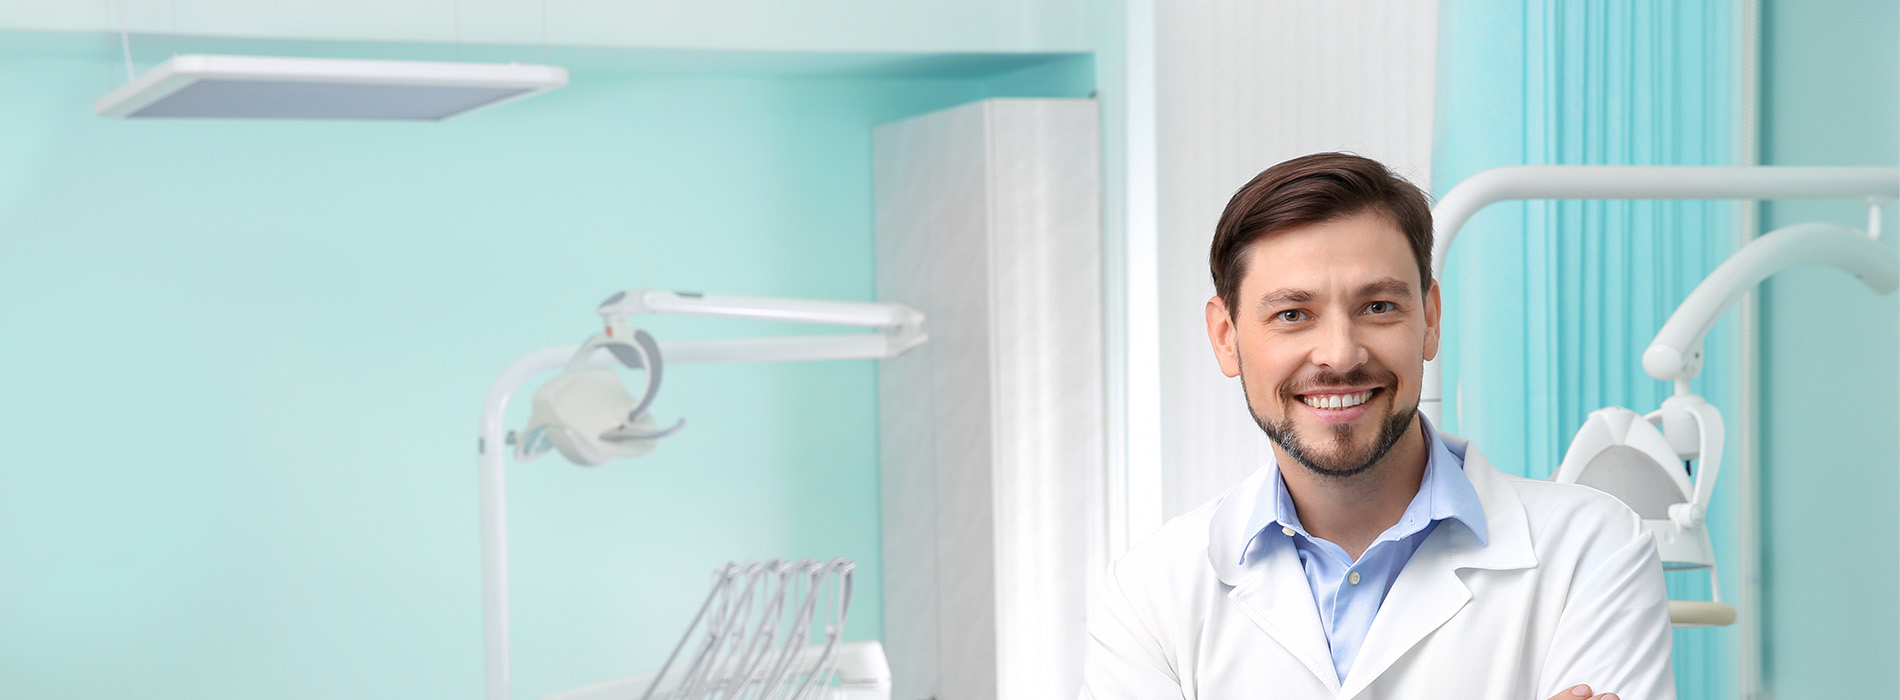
[{"xmin": 1082, "ymin": 433, "xmax": 1675, "ymax": 700}]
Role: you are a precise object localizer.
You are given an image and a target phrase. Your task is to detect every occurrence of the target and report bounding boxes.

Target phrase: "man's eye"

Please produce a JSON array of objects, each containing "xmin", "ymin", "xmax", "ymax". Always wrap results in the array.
[
  {"xmin": 1276, "ymin": 310, "xmax": 1305, "ymax": 323},
  {"xmin": 1367, "ymin": 301, "xmax": 1395, "ymax": 314}
]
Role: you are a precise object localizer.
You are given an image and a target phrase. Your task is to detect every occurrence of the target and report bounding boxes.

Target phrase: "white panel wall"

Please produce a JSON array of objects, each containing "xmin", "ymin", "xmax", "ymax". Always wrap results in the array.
[
  {"xmin": 1149, "ymin": 0, "xmax": 1440, "ymax": 519},
  {"xmin": 874, "ymin": 98, "xmax": 1105, "ymax": 700}
]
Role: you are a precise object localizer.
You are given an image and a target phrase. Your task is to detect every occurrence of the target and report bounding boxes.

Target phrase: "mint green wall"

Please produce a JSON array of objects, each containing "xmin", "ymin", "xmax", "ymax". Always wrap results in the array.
[
  {"xmin": 0, "ymin": 36, "xmax": 1089, "ymax": 700},
  {"xmin": 1436, "ymin": 2, "xmax": 1742, "ymax": 697},
  {"xmin": 1757, "ymin": 1, "xmax": 1900, "ymax": 697}
]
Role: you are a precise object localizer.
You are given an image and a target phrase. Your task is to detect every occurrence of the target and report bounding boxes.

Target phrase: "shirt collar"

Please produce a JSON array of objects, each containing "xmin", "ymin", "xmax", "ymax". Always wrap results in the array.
[{"xmin": 1239, "ymin": 414, "xmax": 1488, "ymax": 564}]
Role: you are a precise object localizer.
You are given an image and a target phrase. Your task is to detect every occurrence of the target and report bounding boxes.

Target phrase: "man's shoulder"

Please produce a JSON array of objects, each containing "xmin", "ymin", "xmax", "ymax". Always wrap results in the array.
[
  {"xmin": 1116, "ymin": 491, "xmax": 1221, "ymax": 571},
  {"xmin": 1094, "ymin": 482, "xmax": 1237, "ymax": 631},
  {"xmin": 1106, "ymin": 471, "xmax": 1263, "ymax": 587},
  {"xmin": 1452, "ymin": 433, "xmax": 1645, "ymax": 541},
  {"xmin": 1501, "ymin": 471, "xmax": 1643, "ymax": 524},
  {"xmin": 1488, "ymin": 468, "xmax": 1651, "ymax": 557}
]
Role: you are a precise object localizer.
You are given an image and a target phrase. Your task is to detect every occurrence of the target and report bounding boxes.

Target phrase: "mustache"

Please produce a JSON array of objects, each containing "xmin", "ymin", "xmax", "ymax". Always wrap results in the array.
[{"xmin": 1280, "ymin": 367, "xmax": 1394, "ymax": 397}]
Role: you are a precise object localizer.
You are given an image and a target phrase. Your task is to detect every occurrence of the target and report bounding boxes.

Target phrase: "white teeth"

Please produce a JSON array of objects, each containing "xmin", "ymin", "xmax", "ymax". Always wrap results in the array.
[{"xmin": 1304, "ymin": 390, "xmax": 1372, "ymax": 410}]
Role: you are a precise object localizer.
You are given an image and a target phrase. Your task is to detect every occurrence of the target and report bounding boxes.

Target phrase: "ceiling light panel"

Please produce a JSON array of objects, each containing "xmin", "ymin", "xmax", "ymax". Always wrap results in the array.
[{"xmin": 96, "ymin": 55, "xmax": 568, "ymax": 121}]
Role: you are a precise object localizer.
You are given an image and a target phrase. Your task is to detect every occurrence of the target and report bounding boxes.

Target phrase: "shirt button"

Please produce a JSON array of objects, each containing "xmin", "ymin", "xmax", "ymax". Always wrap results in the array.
[
  {"xmin": 1348, "ymin": 571, "xmax": 1362, "ymax": 585},
  {"xmin": 1282, "ymin": 526, "xmax": 1296, "ymax": 536}
]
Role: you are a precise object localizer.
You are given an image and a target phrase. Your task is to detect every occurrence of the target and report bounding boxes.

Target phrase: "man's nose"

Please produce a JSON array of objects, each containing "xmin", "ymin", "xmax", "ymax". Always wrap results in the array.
[{"xmin": 1310, "ymin": 317, "xmax": 1369, "ymax": 371}]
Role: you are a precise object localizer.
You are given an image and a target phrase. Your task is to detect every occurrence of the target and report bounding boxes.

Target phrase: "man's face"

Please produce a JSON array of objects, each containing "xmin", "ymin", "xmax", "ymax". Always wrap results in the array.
[{"xmin": 1205, "ymin": 211, "xmax": 1440, "ymax": 479}]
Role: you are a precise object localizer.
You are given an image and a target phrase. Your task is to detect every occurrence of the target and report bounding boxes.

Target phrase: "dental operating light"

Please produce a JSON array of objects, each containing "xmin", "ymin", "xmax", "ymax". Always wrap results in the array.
[
  {"xmin": 1555, "ymin": 221, "xmax": 1899, "ymax": 627},
  {"xmin": 94, "ymin": 55, "xmax": 567, "ymax": 120},
  {"xmin": 476, "ymin": 290, "xmax": 926, "ymax": 700}
]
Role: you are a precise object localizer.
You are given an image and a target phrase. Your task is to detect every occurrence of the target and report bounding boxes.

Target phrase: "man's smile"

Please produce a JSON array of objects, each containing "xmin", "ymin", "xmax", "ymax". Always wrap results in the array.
[{"xmin": 1293, "ymin": 387, "xmax": 1384, "ymax": 424}]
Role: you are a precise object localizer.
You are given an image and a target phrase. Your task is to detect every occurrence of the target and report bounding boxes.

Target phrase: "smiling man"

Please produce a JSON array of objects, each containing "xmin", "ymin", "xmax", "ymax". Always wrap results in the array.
[{"xmin": 1082, "ymin": 154, "xmax": 1675, "ymax": 700}]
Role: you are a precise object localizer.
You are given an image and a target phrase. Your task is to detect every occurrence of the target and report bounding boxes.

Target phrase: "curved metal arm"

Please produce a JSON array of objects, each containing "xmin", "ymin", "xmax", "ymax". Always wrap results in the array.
[
  {"xmin": 1423, "ymin": 164, "xmax": 1900, "ymax": 424},
  {"xmin": 1431, "ymin": 166, "xmax": 1900, "ymax": 274},
  {"xmin": 1643, "ymin": 222, "xmax": 1899, "ymax": 383}
]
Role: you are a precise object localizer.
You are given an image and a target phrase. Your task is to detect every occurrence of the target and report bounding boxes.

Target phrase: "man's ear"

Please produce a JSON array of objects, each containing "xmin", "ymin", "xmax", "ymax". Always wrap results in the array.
[
  {"xmin": 1206, "ymin": 295, "xmax": 1241, "ymax": 378},
  {"xmin": 1422, "ymin": 279, "xmax": 1441, "ymax": 362}
]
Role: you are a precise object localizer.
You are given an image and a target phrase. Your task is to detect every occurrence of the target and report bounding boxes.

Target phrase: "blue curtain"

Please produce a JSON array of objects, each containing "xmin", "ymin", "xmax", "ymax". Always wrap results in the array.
[{"xmin": 1435, "ymin": 1, "xmax": 1742, "ymax": 697}]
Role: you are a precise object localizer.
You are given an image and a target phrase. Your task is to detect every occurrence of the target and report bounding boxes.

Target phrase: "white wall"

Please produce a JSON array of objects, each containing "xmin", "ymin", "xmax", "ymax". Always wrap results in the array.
[{"xmin": 1146, "ymin": 0, "xmax": 1441, "ymax": 522}]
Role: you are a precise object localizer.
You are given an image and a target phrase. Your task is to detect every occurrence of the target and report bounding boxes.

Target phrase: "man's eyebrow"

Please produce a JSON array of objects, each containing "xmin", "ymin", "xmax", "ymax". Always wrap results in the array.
[
  {"xmin": 1255, "ymin": 288, "xmax": 1313, "ymax": 311},
  {"xmin": 1358, "ymin": 277, "xmax": 1416, "ymax": 300}
]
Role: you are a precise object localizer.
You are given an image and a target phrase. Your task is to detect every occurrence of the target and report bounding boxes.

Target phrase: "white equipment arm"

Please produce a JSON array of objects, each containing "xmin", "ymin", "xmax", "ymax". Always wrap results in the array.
[
  {"xmin": 593, "ymin": 290, "xmax": 926, "ymax": 364},
  {"xmin": 599, "ymin": 289, "xmax": 924, "ymax": 328},
  {"xmin": 1424, "ymin": 164, "xmax": 1900, "ymax": 423},
  {"xmin": 1431, "ymin": 166, "xmax": 1898, "ymax": 273},
  {"xmin": 1643, "ymin": 222, "xmax": 1900, "ymax": 383}
]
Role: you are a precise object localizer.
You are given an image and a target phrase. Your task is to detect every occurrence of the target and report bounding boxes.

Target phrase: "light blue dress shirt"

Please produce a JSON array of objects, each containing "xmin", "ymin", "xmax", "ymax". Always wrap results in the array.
[{"xmin": 1238, "ymin": 416, "xmax": 1487, "ymax": 683}]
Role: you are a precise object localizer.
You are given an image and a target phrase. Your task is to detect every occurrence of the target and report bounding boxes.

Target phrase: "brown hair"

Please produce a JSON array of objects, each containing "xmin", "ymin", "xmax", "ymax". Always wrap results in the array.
[{"xmin": 1209, "ymin": 152, "xmax": 1434, "ymax": 317}]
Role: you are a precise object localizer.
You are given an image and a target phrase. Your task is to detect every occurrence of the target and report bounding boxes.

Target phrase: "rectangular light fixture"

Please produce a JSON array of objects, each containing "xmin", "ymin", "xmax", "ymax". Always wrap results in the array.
[{"xmin": 95, "ymin": 54, "xmax": 568, "ymax": 121}]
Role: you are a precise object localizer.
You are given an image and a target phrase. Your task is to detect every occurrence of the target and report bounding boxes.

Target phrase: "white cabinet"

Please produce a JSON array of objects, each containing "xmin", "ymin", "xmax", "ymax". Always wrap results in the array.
[{"xmin": 874, "ymin": 98, "xmax": 1106, "ymax": 700}]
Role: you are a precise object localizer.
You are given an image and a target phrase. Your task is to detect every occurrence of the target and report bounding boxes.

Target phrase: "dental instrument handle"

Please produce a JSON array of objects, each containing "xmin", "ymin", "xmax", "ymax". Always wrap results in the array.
[{"xmin": 639, "ymin": 568, "xmax": 736, "ymax": 700}]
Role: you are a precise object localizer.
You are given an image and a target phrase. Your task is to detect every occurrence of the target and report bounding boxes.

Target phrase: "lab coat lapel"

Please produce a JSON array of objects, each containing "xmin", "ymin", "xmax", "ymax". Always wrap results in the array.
[
  {"xmin": 1338, "ymin": 438, "xmax": 1538, "ymax": 698},
  {"xmin": 1207, "ymin": 467, "xmax": 1342, "ymax": 693},
  {"xmin": 1233, "ymin": 540, "xmax": 1342, "ymax": 693}
]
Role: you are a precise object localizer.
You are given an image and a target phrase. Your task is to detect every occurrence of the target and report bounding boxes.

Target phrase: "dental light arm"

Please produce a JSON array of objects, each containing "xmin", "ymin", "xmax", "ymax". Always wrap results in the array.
[
  {"xmin": 1637, "ymin": 222, "xmax": 1898, "ymax": 533},
  {"xmin": 1642, "ymin": 222, "xmax": 1900, "ymax": 385},
  {"xmin": 594, "ymin": 289, "xmax": 928, "ymax": 364},
  {"xmin": 1430, "ymin": 167, "xmax": 1900, "ymax": 275},
  {"xmin": 600, "ymin": 289, "xmax": 925, "ymax": 328},
  {"xmin": 1423, "ymin": 165, "xmax": 1900, "ymax": 424}
]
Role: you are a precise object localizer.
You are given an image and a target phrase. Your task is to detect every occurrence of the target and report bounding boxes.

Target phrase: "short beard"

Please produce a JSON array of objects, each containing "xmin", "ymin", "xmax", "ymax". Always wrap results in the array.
[{"xmin": 1239, "ymin": 363, "xmax": 1417, "ymax": 481}]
